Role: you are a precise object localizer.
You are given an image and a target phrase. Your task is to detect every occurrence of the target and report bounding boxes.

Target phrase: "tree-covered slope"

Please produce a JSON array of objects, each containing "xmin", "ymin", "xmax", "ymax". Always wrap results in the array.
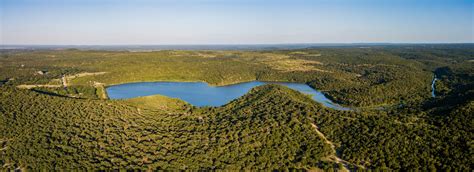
[
  {"xmin": 1, "ymin": 45, "xmax": 473, "ymax": 171},
  {"xmin": 0, "ymin": 85, "xmax": 339, "ymax": 170},
  {"xmin": 2, "ymin": 83, "xmax": 471, "ymax": 171}
]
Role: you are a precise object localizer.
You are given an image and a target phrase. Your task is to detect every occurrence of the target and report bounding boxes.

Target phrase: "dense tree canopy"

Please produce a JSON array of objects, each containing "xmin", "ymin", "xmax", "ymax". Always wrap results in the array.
[{"xmin": 1, "ymin": 44, "xmax": 473, "ymax": 170}]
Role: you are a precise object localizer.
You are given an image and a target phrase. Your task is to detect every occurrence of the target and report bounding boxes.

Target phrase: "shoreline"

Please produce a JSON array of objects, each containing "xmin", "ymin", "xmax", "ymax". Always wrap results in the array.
[{"xmin": 105, "ymin": 80, "xmax": 354, "ymax": 111}]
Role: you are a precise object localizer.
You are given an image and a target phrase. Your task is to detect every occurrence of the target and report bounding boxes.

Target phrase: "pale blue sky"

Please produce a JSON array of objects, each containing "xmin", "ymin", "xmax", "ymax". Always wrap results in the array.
[{"xmin": 1, "ymin": 0, "xmax": 473, "ymax": 44}]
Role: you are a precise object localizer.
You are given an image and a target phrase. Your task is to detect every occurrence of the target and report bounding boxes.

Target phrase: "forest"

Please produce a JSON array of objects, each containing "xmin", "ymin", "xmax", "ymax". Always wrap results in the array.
[{"xmin": 0, "ymin": 44, "xmax": 473, "ymax": 170}]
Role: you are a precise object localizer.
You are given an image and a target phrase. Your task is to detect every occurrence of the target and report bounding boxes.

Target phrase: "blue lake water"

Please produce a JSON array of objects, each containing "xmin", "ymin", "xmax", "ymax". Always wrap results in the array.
[
  {"xmin": 106, "ymin": 81, "xmax": 351, "ymax": 110},
  {"xmin": 431, "ymin": 76, "xmax": 438, "ymax": 98}
]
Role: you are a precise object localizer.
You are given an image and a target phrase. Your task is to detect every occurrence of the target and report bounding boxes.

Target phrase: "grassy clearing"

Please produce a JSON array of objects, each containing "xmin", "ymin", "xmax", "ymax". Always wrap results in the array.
[{"xmin": 123, "ymin": 94, "xmax": 190, "ymax": 112}]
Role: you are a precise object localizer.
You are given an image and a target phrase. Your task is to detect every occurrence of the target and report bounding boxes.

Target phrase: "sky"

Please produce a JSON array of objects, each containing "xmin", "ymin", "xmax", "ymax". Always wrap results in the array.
[{"xmin": 1, "ymin": 0, "xmax": 473, "ymax": 45}]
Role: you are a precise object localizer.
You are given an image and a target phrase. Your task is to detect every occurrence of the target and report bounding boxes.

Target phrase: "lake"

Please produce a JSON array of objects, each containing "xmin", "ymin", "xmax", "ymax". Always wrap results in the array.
[{"xmin": 106, "ymin": 81, "xmax": 351, "ymax": 110}]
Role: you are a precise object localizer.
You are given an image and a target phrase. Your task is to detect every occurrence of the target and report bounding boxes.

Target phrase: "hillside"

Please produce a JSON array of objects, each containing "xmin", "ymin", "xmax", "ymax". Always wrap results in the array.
[
  {"xmin": 1, "ymin": 45, "xmax": 473, "ymax": 171},
  {"xmin": 0, "ymin": 85, "xmax": 342, "ymax": 170}
]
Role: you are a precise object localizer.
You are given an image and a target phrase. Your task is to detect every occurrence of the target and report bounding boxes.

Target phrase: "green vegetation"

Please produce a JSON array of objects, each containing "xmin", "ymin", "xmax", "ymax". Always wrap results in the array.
[
  {"xmin": 0, "ymin": 44, "xmax": 473, "ymax": 170},
  {"xmin": 0, "ymin": 47, "xmax": 439, "ymax": 107},
  {"xmin": 32, "ymin": 85, "xmax": 100, "ymax": 99},
  {"xmin": 123, "ymin": 94, "xmax": 191, "ymax": 113},
  {"xmin": 1, "ymin": 85, "xmax": 338, "ymax": 170}
]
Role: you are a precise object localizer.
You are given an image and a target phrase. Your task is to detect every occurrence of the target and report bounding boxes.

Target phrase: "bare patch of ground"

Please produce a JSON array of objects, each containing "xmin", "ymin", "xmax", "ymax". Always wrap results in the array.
[{"xmin": 248, "ymin": 53, "xmax": 330, "ymax": 72}]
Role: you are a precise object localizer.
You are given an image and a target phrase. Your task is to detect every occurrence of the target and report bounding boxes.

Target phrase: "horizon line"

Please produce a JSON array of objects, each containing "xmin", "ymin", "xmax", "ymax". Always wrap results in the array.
[{"xmin": 2, "ymin": 42, "xmax": 474, "ymax": 46}]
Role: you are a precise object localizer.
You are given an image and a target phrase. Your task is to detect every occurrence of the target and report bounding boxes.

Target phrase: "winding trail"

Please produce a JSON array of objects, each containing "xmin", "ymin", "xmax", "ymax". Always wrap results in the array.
[
  {"xmin": 93, "ymin": 82, "xmax": 108, "ymax": 99},
  {"xmin": 311, "ymin": 123, "xmax": 365, "ymax": 171},
  {"xmin": 62, "ymin": 75, "xmax": 67, "ymax": 87}
]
